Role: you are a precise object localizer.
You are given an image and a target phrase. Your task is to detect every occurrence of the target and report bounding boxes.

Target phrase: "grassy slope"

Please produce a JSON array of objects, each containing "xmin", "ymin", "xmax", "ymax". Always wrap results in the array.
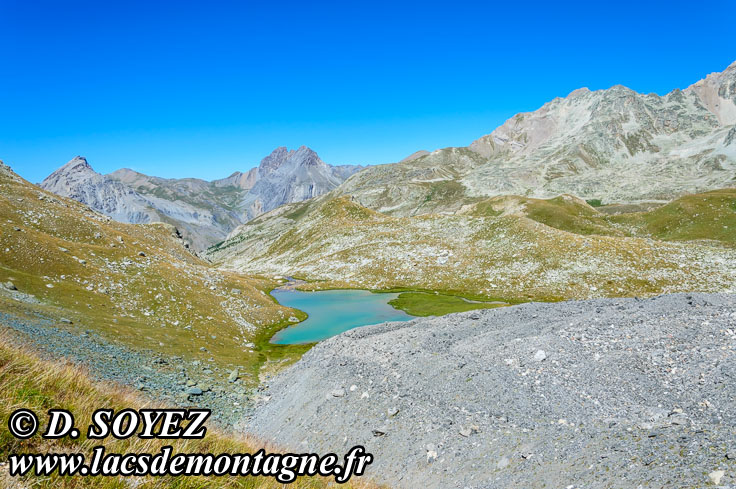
[
  {"xmin": 0, "ymin": 164, "xmax": 306, "ymax": 383},
  {"xmin": 476, "ymin": 190, "xmax": 736, "ymax": 246},
  {"xmin": 608, "ymin": 188, "xmax": 736, "ymax": 245},
  {"xmin": 469, "ymin": 194, "xmax": 625, "ymax": 237},
  {"xmin": 0, "ymin": 335, "xmax": 377, "ymax": 489}
]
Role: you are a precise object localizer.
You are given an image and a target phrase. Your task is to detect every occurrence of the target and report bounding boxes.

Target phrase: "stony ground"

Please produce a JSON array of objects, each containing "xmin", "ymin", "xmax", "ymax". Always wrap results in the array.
[
  {"xmin": 0, "ymin": 308, "xmax": 265, "ymax": 427},
  {"xmin": 244, "ymin": 293, "xmax": 736, "ymax": 489}
]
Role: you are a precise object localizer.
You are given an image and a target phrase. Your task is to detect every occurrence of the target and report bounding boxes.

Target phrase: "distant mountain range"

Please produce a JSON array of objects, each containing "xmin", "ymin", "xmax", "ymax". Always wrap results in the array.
[
  {"xmin": 40, "ymin": 147, "xmax": 363, "ymax": 250},
  {"xmin": 39, "ymin": 61, "xmax": 736, "ymax": 254},
  {"xmin": 204, "ymin": 61, "xmax": 736, "ymax": 301},
  {"xmin": 332, "ymin": 60, "xmax": 736, "ymax": 217}
]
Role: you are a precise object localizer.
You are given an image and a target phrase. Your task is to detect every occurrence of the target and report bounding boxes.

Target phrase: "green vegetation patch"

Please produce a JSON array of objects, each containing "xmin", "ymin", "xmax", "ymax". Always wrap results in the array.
[
  {"xmin": 422, "ymin": 180, "xmax": 468, "ymax": 206},
  {"xmin": 388, "ymin": 291, "xmax": 507, "ymax": 317},
  {"xmin": 609, "ymin": 188, "xmax": 736, "ymax": 245}
]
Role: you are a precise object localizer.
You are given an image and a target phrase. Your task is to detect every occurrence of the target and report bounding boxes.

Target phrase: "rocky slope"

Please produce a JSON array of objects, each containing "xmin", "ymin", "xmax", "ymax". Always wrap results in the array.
[
  {"xmin": 332, "ymin": 61, "xmax": 736, "ymax": 216},
  {"xmin": 245, "ymin": 293, "xmax": 736, "ymax": 489},
  {"xmin": 208, "ymin": 192, "xmax": 736, "ymax": 302},
  {"xmin": 40, "ymin": 147, "xmax": 362, "ymax": 250}
]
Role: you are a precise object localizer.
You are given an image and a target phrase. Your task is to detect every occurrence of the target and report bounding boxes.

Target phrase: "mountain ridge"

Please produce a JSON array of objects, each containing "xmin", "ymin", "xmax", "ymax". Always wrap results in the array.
[
  {"xmin": 40, "ymin": 147, "xmax": 362, "ymax": 250},
  {"xmin": 330, "ymin": 60, "xmax": 736, "ymax": 217},
  {"xmin": 34, "ymin": 61, "xmax": 736, "ymax": 252}
]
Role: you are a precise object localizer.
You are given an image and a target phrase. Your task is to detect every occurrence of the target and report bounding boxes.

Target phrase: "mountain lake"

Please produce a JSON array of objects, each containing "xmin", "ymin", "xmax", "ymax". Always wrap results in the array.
[{"xmin": 270, "ymin": 289, "xmax": 413, "ymax": 344}]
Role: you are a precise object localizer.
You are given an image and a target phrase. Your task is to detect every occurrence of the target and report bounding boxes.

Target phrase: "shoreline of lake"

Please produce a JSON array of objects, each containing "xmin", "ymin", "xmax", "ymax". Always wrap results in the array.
[{"xmin": 269, "ymin": 288, "xmax": 413, "ymax": 344}]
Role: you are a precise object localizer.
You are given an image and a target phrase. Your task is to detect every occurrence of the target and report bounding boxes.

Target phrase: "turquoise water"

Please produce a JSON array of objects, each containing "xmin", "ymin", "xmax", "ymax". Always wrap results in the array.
[{"xmin": 270, "ymin": 289, "xmax": 413, "ymax": 344}]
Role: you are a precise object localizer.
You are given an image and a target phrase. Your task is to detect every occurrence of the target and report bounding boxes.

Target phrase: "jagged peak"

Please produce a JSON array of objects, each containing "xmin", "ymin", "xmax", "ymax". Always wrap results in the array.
[
  {"xmin": 257, "ymin": 147, "xmax": 292, "ymax": 175},
  {"xmin": 42, "ymin": 156, "xmax": 98, "ymax": 182},
  {"xmin": 686, "ymin": 60, "xmax": 736, "ymax": 89},
  {"xmin": 61, "ymin": 155, "xmax": 92, "ymax": 171},
  {"xmin": 262, "ymin": 146, "xmax": 291, "ymax": 162},
  {"xmin": 292, "ymin": 145, "xmax": 324, "ymax": 166},
  {"xmin": 257, "ymin": 145, "xmax": 327, "ymax": 175},
  {"xmin": 294, "ymin": 145, "xmax": 317, "ymax": 155},
  {"xmin": 40, "ymin": 156, "xmax": 106, "ymax": 192}
]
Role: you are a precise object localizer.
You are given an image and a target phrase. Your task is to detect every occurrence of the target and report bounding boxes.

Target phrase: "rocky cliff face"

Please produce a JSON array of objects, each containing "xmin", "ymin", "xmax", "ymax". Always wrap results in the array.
[
  {"xmin": 211, "ymin": 168, "xmax": 259, "ymax": 189},
  {"xmin": 40, "ymin": 157, "xmax": 161, "ymax": 224},
  {"xmin": 41, "ymin": 157, "xmax": 232, "ymax": 250},
  {"xmin": 334, "ymin": 61, "xmax": 736, "ymax": 215},
  {"xmin": 40, "ymin": 148, "xmax": 362, "ymax": 250},
  {"xmin": 241, "ymin": 146, "xmax": 363, "ymax": 220}
]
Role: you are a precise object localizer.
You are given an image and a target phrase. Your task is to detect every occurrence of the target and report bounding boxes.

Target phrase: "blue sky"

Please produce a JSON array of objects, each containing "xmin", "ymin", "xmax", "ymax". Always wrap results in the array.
[{"xmin": 2, "ymin": 0, "xmax": 735, "ymax": 183}]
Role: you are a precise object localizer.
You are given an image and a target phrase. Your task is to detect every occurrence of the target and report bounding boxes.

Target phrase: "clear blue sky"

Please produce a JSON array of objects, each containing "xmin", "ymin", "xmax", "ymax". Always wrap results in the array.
[{"xmin": 2, "ymin": 0, "xmax": 735, "ymax": 183}]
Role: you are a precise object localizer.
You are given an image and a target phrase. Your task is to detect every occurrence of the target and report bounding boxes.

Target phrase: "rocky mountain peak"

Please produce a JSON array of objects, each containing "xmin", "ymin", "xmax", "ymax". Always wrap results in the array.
[
  {"xmin": 39, "ymin": 146, "xmax": 363, "ymax": 249},
  {"xmin": 291, "ymin": 145, "xmax": 326, "ymax": 168},
  {"xmin": 239, "ymin": 146, "xmax": 361, "ymax": 221},
  {"xmin": 59, "ymin": 156, "xmax": 93, "ymax": 173},
  {"xmin": 257, "ymin": 147, "xmax": 294, "ymax": 177},
  {"xmin": 340, "ymin": 62, "xmax": 736, "ymax": 215},
  {"xmin": 41, "ymin": 156, "xmax": 100, "ymax": 192},
  {"xmin": 684, "ymin": 60, "xmax": 736, "ymax": 125},
  {"xmin": 256, "ymin": 146, "xmax": 328, "ymax": 177}
]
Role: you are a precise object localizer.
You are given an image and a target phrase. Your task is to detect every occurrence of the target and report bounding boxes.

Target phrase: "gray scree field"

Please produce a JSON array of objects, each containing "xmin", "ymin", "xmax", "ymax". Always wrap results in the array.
[{"xmin": 243, "ymin": 293, "xmax": 736, "ymax": 489}]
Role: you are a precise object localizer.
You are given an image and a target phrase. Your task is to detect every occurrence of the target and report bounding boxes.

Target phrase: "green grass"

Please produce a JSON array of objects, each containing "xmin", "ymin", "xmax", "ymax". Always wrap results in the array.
[
  {"xmin": 422, "ymin": 181, "xmax": 466, "ymax": 203},
  {"xmin": 586, "ymin": 199, "xmax": 603, "ymax": 207},
  {"xmin": 282, "ymin": 201, "xmax": 313, "ymax": 221},
  {"xmin": 470, "ymin": 194, "xmax": 622, "ymax": 237},
  {"xmin": 249, "ymin": 289, "xmax": 313, "ymax": 380},
  {"xmin": 387, "ymin": 291, "xmax": 507, "ymax": 317},
  {"xmin": 609, "ymin": 188, "xmax": 736, "ymax": 245}
]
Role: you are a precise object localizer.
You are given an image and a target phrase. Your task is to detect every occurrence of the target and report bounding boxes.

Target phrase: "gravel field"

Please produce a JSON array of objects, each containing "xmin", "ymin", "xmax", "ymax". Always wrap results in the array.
[{"xmin": 244, "ymin": 293, "xmax": 736, "ymax": 488}]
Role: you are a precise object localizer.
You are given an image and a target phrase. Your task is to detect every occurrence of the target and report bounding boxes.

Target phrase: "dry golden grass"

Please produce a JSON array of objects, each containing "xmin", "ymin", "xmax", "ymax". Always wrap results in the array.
[{"xmin": 0, "ymin": 333, "xmax": 381, "ymax": 489}]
